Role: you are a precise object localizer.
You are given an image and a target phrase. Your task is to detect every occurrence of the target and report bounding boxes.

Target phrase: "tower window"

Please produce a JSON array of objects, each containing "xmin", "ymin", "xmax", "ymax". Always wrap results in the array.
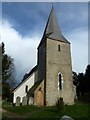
[
  {"xmin": 25, "ymin": 85, "xmax": 28, "ymax": 93},
  {"xmin": 58, "ymin": 73, "xmax": 63, "ymax": 90},
  {"xmin": 58, "ymin": 45, "xmax": 61, "ymax": 51}
]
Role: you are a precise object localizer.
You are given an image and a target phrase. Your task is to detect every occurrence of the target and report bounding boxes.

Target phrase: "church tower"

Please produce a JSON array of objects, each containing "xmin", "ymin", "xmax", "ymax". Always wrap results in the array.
[{"xmin": 37, "ymin": 6, "xmax": 74, "ymax": 106}]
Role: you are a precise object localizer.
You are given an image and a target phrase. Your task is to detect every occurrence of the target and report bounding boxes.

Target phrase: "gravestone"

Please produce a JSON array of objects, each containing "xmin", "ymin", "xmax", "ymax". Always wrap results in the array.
[
  {"xmin": 22, "ymin": 96, "xmax": 27, "ymax": 105},
  {"xmin": 16, "ymin": 96, "xmax": 21, "ymax": 106},
  {"xmin": 60, "ymin": 115, "xmax": 74, "ymax": 120},
  {"xmin": 29, "ymin": 97, "xmax": 34, "ymax": 105}
]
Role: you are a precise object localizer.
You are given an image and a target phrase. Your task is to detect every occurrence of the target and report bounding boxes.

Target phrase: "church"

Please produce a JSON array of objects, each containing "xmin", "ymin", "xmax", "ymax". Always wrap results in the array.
[{"xmin": 12, "ymin": 6, "xmax": 75, "ymax": 106}]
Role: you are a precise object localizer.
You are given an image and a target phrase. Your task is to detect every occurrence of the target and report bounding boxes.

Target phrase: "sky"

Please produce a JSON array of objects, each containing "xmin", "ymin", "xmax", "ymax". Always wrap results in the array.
[{"xmin": 1, "ymin": 2, "xmax": 88, "ymax": 84}]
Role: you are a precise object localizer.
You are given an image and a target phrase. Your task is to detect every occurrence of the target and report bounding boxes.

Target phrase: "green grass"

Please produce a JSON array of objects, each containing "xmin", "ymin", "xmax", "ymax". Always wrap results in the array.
[
  {"xmin": 3, "ymin": 105, "xmax": 39, "ymax": 115},
  {"xmin": 64, "ymin": 102, "xmax": 89, "ymax": 119},
  {"xmin": 27, "ymin": 106, "xmax": 64, "ymax": 118},
  {"xmin": 2, "ymin": 101, "xmax": 90, "ymax": 119}
]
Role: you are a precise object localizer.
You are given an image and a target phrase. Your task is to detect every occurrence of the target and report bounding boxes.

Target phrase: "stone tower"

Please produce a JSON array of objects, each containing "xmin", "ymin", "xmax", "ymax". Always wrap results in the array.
[{"xmin": 37, "ymin": 6, "xmax": 74, "ymax": 106}]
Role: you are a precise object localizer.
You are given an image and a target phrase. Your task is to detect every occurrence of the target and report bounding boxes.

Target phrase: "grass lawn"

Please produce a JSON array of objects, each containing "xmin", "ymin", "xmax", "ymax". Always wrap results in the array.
[
  {"xmin": 64, "ymin": 102, "xmax": 89, "ymax": 119},
  {"xmin": 2, "ymin": 101, "xmax": 90, "ymax": 119},
  {"xmin": 3, "ymin": 105, "xmax": 39, "ymax": 115}
]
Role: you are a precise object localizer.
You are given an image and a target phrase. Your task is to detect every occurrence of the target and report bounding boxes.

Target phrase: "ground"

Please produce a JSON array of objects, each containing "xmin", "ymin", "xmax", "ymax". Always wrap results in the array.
[{"xmin": 1, "ymin": 100, "xmax": 90, "ymax": 120}]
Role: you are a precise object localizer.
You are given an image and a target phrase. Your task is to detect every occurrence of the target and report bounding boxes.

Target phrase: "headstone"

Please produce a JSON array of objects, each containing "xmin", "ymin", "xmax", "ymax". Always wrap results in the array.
[
  {"xmin": 60, "ymin": 115, "xmax": 74, "ymax": 120},
  {"xmin": 22, "ymin": 96, "xmax": 27, "ymax": 105},
  {"xmin": 29, "ymin": 97, "xmax": 34, "ymax": 105},
  {"xmin": 16, "ymin": 96, "xmax": 21, "ymax": 106}
]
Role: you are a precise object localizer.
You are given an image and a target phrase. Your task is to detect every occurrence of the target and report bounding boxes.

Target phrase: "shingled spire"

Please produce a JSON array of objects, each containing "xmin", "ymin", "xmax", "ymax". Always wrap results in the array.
[
  {"xmin": 39, "ymin": 5, "xmax": 69, "ymax": 47},
  {"xmin": 44, "ymin": 5, "xmax": 62, "ymax": 40}
]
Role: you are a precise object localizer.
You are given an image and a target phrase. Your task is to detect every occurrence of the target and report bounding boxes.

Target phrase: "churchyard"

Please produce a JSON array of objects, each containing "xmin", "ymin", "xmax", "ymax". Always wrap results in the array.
[{"xmin": 2, "ymin": 100, "xmax": 89, "ymax": 119}]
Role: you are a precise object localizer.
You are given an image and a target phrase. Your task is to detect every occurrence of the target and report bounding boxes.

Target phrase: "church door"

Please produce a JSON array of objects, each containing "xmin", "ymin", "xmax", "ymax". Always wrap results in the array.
[{"xmin": 37, "ymin": 90, "xmax": 43, "ymax": 106}]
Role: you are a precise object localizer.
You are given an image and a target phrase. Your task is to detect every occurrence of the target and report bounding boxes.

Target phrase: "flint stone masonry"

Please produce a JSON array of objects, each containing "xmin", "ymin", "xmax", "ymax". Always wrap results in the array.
[{"xmin": 45, "ymin": 38, "xmax": 74, "ymax": 106}]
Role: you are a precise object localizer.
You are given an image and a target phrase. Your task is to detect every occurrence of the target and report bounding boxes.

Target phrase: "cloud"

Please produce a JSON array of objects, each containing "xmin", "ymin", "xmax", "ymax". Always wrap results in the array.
[
  {"xmin": 0, "ymin": 19, "xmax": 88, "ymax": 84},
  {"xmin": 2, "ymin": 3, "xmax": 88, "ymax": 39},
  {"xmin": 56, "ymin": 3, "xmax": 88, "ymax": 34},
  {"xmin": 65, "ymin": 28, "xmax": 88, "ymax": 73},
  {"xmin": 0, "ymin": 20, "xmax": 40, "ymax": 83},
  {"xmin": 2, "ymin": 2, "xmax": 50, "ymax": 37}
]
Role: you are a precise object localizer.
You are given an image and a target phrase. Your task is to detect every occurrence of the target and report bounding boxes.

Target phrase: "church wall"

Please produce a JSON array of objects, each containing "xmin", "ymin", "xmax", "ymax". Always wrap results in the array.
[
  {"xmin": 13, "ymin": 73, "xmax": 35, "ymax": 103},
  {"xmin": 37, "ymin": 40, "xmax": 47, "ymax": 105},
  {"xmin": 46, "ymin": 38, "xmax": 74, "ymax": 106},
  {"xmin": 38, "ymin": 41, "xmax": 46, "ymax": 82},
  {"xmin": 34, "ymin": 69, "xmax": 38, "ymax": 83}
]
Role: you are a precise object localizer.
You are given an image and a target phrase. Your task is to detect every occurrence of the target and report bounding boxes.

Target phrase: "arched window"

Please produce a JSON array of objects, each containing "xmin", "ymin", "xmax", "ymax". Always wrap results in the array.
[{"xmin": 58, "ymin": 73, "xmax": 63, "ymax": 90}]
